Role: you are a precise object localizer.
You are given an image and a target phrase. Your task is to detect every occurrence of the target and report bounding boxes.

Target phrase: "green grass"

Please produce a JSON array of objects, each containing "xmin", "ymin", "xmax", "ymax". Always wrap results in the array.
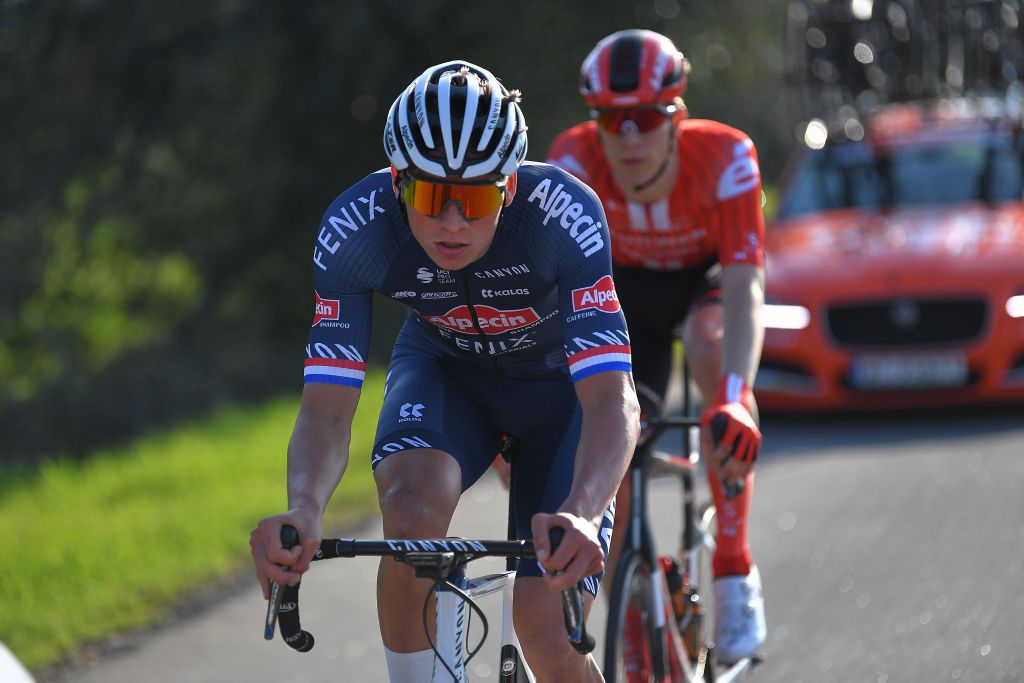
[
  {"xmin": 0, "ymin": 373, "xmax": 385, "ymax": 672},
  {"xmin": 762, "ymin": 184, "xmax": 778, "ymax": 220}
]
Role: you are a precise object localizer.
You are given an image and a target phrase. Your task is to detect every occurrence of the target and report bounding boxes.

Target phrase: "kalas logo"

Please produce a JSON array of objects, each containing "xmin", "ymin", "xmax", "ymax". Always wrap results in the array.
[
  {"xmin": 572, "ymin": 275, "xmax": 620, "ymax": 313},
  {"xmin": 312, "ymin": 291, "xmax": 340, "ymax": 327},
  {"xmin": 427, "ymin": 305, "xmax": 540, "ymax": 335}
]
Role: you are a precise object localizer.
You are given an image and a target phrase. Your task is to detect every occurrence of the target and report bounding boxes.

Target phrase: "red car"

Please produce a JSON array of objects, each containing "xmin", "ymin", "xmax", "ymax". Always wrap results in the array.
[{"xmin": 757, "ymin": 99, "xmax": 1024, "ymax": 411}]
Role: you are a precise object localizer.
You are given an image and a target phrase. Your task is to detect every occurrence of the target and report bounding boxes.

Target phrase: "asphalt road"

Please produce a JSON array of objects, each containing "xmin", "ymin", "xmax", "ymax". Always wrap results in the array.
[{"xmin": 52, "ymin": 407, "xmax": 1024, "ymax": 683}]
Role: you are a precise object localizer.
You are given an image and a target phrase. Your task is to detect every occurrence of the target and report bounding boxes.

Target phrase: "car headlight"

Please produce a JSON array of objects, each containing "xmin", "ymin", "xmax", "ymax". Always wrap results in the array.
[
  {"xmin": 762, "ymin": 303, "xmax": 811, "ymax": 330},
  {"xmin": 1007, "ymin": 295, "xmax": 1024, "ymax": 319}
]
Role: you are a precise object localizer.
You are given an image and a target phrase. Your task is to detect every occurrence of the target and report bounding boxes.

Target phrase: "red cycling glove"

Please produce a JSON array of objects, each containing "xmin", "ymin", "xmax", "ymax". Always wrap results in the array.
[{"xmin": 700, "ymin": 374, "xmax": 761, "ymax": 466}]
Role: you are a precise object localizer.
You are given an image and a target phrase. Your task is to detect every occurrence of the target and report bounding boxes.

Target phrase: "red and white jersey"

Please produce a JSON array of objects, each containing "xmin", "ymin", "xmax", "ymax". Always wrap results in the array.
[{"xmin": 546, "ymin": 119, "xmax": 765, "ymax": 270}]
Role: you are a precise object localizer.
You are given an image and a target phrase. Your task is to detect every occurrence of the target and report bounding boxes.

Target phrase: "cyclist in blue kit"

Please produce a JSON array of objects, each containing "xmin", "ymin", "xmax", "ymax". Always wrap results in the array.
[{"xmin": 250, "ymin": 60, "xmax": 640, "ymax": 682}]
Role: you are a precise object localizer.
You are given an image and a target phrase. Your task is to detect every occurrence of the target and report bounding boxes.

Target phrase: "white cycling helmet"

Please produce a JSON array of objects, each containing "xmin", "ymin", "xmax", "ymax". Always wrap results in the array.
[{"xmin": 383, "ymin": 60, "xmax": 528, "ymax": 182}]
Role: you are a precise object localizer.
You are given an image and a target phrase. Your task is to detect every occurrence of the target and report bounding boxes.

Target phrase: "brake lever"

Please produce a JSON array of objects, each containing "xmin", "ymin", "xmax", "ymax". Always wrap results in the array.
[
  {"xmin": 548, "ymin": 527, "xmax": 596, "ymax": 655},
  {"xmin": 263, "ymin": 524, "xmax": 300, "ymax": 640}
]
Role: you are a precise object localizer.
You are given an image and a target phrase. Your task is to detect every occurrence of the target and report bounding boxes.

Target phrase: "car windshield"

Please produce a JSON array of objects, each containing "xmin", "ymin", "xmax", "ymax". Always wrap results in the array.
[{"xmin": 777, "ymin": 129, "xmax": 1024, "ymax": 220}]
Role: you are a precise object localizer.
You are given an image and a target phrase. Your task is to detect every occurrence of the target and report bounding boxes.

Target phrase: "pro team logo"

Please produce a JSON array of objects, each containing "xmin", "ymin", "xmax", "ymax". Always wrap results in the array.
[
  {"xmin": 426, "ymin": 305, "xmax": 540, "ymax": 335},
  {"xmin": 312, "ymin": 291, "xmax": 340, "ymax": 327},
  {"xmin": 572, "ymin": 275, "xmax": 620, "ymax": 314}
]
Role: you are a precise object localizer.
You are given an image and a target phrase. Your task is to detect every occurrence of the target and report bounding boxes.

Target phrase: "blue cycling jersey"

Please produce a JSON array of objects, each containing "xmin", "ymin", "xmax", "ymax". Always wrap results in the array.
[{"xmin": 304, "ymin": 161, "xmax": 632, "ymax": 386}]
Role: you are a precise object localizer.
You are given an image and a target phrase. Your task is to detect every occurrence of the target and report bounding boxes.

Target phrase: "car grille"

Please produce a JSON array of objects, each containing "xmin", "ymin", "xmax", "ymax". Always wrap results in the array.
[{"xmin": 826, "ymin": 297, "xmax": 988, "ymax": 347}]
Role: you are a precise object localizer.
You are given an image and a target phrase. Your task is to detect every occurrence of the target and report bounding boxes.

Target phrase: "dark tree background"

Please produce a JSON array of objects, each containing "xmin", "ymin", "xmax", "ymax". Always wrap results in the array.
[{"xmin": 0, "ymin": 0, "xmax": 794, "ymax": 458}]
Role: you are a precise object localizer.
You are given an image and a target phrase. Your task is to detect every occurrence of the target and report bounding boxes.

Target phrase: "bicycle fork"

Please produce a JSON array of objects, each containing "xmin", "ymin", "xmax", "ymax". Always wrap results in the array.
[
  {"xmin": 433, "ymin": 568, "xmax": 470, "ymax": 683},
  {"xmin": 498, "ymin": 579, "xmax": 536, "ymax": 682},
  {"xmin": 628, "ymin": 465, "xmax": 690, "ymax": 681},
  {"xmin": 432, "ymin": 567, "xmax": 537, "ymax": 683}
]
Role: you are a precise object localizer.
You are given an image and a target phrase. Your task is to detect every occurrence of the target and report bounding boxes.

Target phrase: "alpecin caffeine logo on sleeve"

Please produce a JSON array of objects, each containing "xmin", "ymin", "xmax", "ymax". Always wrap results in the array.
[
  {"xmin": 572, "ymin": 275, "xmax": 621, "ymax": 313},
  {"xmin": 312, "ymin": 291, "xmax": 340, "ymax": 327}
]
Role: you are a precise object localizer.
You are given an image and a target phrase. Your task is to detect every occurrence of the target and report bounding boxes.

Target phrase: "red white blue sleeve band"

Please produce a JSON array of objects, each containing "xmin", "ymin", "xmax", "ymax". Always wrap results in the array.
[
  {"xmin": 566, "ymin": 344, "xmax": 632, "ymax": 382},
  {"xmin": 303, "ymin": 358, "xmax": 367, "ymax": 388}
]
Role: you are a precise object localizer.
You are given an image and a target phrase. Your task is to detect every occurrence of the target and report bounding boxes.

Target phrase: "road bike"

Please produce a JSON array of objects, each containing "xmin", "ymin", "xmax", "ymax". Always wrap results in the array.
[
  {"xmin": 0, "ymin": 642, "xmax": 35, "ymax": 683},
  {"xmin": 263, "ymin": 523, "xmax": 595, "ymax": 682},
  {"xmin": 603, "ymin": 381, "xmax": 759, "ymax": 683}
]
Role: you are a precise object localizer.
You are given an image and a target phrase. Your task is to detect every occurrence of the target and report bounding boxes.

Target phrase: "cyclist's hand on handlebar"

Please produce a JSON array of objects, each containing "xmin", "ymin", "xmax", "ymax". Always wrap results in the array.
[
  {"xmin": 249, "ymin": 512, "xmax": 322, "ymax": 599},
  {"xmin": 703, "ymin": 402, "xmax": 761, "ymax": 468},
  {"xmin": 531, "ymin": 512, "xmax": 603, "ymax": 592},
  {"xmin": 701, "ymin": 374, "xmax": 761, "ymax": 489}
]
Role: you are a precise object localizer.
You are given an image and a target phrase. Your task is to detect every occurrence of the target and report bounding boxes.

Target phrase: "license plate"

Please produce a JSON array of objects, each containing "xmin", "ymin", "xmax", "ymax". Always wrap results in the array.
[{"xmin": 849, "ymin": 351, "xmax": 969, "ymax": 390}]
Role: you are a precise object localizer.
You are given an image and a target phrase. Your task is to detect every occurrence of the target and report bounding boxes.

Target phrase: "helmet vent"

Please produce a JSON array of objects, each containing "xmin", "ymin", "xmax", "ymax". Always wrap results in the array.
[
  {"xmin": 663, "ymin": 62, "xmax": 683, "ymax": 89},
  {"xmin": 609, "ymin": 30, "xmax": 644, "ymax": 93}
]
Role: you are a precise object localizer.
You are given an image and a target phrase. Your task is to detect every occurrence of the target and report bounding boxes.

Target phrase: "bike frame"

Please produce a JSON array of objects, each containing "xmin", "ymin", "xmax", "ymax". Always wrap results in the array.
[
  {"xmin": 434, "ymin": 566, "xmax": 535, "ymax": 682},
  {"xmin": 617, "ymin": 415, "xmax": 705, "ymax": 682}
]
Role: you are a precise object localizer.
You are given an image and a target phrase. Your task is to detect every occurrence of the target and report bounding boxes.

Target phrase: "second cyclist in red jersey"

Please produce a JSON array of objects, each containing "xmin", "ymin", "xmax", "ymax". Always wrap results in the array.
[{"xmin": 547, "ymin": 28, "xmax": 767, "ymax": 662}]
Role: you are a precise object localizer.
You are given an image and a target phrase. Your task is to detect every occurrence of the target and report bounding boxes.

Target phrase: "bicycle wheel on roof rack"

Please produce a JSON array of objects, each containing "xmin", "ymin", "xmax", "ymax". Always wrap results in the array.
[{"xmin": 603, "ymin": 551, "xmax": 666, "ymax": 683}]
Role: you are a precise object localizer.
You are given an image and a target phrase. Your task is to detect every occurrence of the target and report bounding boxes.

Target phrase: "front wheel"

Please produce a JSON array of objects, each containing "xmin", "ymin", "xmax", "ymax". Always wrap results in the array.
[{"xmin": 603, "ymin": 552, "xmax": 667, "ymax": 683}]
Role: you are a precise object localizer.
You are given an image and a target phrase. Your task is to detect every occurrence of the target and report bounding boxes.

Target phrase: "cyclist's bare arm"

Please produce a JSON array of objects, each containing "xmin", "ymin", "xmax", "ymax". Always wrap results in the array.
[
  {"xmin": 720, "ymin": 263, "xmax": 765, "ymax": 386},
  {"xmin": 533, "ymin": 370, "xmax": 640, "ymax": 591},
  {"xmin": 250, "ymin": 383, "xmax": 359, "ymax": 598},
  {"xmin": 711, "ymin": 262, "xmax": 765, "ymax": 482}
]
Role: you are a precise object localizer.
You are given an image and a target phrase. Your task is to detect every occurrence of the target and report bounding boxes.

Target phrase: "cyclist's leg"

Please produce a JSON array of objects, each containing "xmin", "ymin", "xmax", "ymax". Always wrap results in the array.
[
  {"xmin": 508, "ymin": 399, "xmax": 611, "ymax": 682},
  {"xmin": 375, "ymin": 451, "xmax": 461, "ymax": 648},
  {"xmin": 515, "ymin": 579, "xmax": 604, "ymax": 681},
  {"xmin": 371, "ymin": 342, "xmax": 496, "ymax": 658}
]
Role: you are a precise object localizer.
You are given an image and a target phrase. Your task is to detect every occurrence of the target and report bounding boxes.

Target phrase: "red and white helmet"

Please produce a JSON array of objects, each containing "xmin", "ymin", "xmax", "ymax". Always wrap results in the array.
[{"xmin": 580, "ymin": 29, "xmax": 689, "ymax": 109}]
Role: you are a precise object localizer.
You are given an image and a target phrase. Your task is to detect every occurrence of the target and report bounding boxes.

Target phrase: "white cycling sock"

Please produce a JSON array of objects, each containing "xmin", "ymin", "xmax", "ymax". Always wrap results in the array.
[{"xmin": 383, "ymin": 646, "xmax": 435, "ymax": 683}]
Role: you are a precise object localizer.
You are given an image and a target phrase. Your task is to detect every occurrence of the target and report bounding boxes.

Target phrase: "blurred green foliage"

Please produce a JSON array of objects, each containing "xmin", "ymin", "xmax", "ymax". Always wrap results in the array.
[
  {"xmin": 0, "ymin": 375, "xmax": 384, "ymax": 670},
  {"xmin": 0, "ymin": 0, "xmax": 795, "ymax": 458}
]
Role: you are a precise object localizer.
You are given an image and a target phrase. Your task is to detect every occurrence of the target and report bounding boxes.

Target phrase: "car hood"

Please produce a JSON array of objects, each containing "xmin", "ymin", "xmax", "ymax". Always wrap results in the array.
[{"xmin": 766, "ymin": 203, "xmax": 1024, "ymax": 284}]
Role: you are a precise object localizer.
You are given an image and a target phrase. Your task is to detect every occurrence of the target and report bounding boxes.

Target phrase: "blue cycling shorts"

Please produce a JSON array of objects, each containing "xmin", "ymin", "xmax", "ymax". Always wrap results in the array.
[{"xmin": 371, "ymin": 332, "xmax": 614, "ymax": 596}]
